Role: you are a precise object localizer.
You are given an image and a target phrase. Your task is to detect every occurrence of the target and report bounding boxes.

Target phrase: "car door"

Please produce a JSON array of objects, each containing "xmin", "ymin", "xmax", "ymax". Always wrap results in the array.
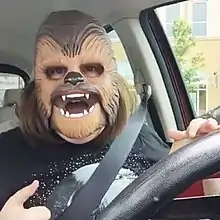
[
  {"xmin": 140, "ymin": 0, "xmax": 220, "ymax": 130},
  {"xmin": 140, "ymin": 0, "xmax": 220, "ymax": 197}
]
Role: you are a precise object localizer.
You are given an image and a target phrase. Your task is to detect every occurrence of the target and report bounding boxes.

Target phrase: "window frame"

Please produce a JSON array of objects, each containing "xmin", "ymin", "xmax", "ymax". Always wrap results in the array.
[
  {"xmin": 0, "ymin": 64, "xmax": 29, "ymax": 85},
  {"xmin": 139, "ymin": 8, "xmax": 195, "ymax": 130},
  {"xmin": 0, "ymin": 64, "xmax": 29, "ymax": 107}
]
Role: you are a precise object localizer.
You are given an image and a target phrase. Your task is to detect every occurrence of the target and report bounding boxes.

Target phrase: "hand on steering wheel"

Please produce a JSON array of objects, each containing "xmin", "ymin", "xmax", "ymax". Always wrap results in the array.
[
  {"xmin": 97, "ymin": 130, "xmax": 220, "ymax": 220},
  {"xmin": 168, "ymin": 118, "xmax": 219, "ymax": 141}
]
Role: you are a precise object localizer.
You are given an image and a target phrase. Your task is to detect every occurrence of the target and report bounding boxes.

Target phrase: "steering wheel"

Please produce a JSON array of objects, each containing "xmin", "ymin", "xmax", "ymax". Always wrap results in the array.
[{"xmin": 97, "ymin": 130, "xmax": 220, "ymax": 220}]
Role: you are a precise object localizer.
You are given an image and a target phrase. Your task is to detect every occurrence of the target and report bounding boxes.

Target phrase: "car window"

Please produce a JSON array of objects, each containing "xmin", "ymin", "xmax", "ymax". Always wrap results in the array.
[
  {"xmin": 108, "ymin": 29, "xmax": 158, "ymax": 131},
  {"xmin": 0, "ymin": 73, "xmax": 24, "ymax": 106},
  {"xmin": 107, "ymin": 30, "xmax": 134, "ymax": 85},
  {"xmin": 156, "ymin": 0, "xmax": 220, "ymax": 117}
]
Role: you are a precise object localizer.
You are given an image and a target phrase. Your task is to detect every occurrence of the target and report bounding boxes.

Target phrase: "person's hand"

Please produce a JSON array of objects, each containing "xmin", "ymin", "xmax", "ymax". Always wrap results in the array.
[
  {"xmin": 0, "ymin": 180, "xmax": 51, "ymax": 220},
  {"xmin": 167, "ymin": 118, "xmax": 219, "ymax": 141}
]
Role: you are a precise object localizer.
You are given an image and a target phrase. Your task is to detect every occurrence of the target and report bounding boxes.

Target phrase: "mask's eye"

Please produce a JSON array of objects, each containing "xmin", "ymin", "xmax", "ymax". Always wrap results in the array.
[
  {"xmin": 80, "ymin": 63, "xmax": 104, "ymax": 78},
  {"xmin": 45, "ymin": 66, "xmax": 68, "ymax": 79}
]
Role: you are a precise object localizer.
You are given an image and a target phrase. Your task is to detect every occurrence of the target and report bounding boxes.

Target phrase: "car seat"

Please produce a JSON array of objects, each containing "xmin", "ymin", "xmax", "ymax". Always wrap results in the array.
[{"xmin": 0, "ymin": 88, "xmax": 21, "ymax": 132}]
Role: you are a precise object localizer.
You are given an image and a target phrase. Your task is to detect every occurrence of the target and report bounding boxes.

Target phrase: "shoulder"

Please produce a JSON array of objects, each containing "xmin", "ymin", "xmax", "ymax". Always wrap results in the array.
[
  {"xmin": 0, "ymin": 127, "xmax": 27, "ymax": 153},
  {"xmin": 0, "ymin": 126, "xmax": 24, "ymax": 141}
]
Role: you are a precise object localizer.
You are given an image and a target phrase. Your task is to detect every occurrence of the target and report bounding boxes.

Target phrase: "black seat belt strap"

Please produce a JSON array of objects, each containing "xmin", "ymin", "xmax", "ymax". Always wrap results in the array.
[{"xmin": 58, "ymin": 97, "xmax": 147, "ymax": 220}]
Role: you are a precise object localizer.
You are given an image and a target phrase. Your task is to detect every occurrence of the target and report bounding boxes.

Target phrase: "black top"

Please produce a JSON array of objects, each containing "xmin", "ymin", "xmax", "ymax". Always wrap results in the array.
[{"xmin": 0, "ymin": 125, "xmax": 169, "ymax": 219}]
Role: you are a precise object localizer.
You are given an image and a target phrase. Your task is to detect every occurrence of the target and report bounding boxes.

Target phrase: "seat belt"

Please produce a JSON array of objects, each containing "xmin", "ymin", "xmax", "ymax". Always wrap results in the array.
[{"xmin": 56, "ymin": 95, "xmax": 148, "ymax": 220}]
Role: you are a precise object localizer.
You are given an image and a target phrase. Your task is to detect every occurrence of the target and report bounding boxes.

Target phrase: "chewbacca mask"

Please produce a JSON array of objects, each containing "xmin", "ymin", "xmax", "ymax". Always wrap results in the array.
[{"xmin": 24, "ymin": 10, "xmax": 139, "ymax": 144}]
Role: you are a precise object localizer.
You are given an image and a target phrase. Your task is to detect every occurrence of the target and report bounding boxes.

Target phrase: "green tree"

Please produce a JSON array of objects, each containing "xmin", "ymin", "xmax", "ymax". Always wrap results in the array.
[{"xmin": 171, "ymin": 20, "xmax": 205, "ymax": 92}]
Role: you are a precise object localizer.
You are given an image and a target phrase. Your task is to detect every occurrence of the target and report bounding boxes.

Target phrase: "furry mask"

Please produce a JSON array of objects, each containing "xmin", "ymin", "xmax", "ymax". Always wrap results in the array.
[{"xmin": 19, "ymin": 10, "xmax": 139, "ymax": 144}]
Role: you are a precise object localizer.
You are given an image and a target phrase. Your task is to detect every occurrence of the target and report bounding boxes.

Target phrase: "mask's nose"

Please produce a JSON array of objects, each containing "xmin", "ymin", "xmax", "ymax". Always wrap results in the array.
[{"xmin": 64, "ymin": 71, "xmax": 84, "ymax": 86}]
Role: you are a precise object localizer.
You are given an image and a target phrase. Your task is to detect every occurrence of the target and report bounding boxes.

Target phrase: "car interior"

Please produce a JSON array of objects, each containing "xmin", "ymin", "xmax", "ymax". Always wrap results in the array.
[{"xmin": 0, "ymin": 0, "xmax": 220, "ymax": 219}]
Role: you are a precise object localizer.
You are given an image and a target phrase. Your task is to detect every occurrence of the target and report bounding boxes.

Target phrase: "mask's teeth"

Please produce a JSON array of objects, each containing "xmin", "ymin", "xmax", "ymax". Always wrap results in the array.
[
  {"xmin": 62, "ymin": 95, "xmax": 66, "ymax": 101},
  {"xmin": 60, "ymin": 108, "xmax": 65, "ymax": 116},
  {"xmin": 65, "ymin": 111, "xmax": 70, "ymax": 117},
  {"xmin": 89, "ymin": 105, "xmax": 94, "ymax": 113},
  {"xmin": 67, "ymin": 94, "xmax": 84, "ymax": 98},
  {"xmin": 84, "ymin": 109, "xmax": 88, "ymax": 115},
  {"xmin": 85, "ymin": 94, "xmax": 90, "ymax": 99},
  {"xmin": 70, "ymin": 113, "xmax": 84, "ymax": 118}
]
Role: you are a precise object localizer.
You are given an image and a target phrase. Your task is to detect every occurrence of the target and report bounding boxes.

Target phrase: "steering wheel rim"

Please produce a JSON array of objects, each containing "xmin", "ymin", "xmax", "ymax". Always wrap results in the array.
[{"xmin": 97, "ymin": 130, "xmax": 220, "ymax": 220}]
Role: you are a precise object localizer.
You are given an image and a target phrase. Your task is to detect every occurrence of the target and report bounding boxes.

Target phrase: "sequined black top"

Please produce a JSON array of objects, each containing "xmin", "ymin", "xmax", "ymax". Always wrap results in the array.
[{"xmin": 0, "ymin": 126, "xmax": 169, "ymax": 219}]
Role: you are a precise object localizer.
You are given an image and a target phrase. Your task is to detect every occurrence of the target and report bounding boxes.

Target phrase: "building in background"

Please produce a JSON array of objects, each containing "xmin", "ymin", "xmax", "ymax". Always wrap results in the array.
[{"xmin": 156, "ymin": 0, "xmax": 220, "ymax": 115}]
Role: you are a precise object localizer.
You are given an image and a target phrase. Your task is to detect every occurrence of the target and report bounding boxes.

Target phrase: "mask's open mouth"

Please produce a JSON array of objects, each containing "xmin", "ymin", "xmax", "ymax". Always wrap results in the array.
[{"xmin": 52, "ymin": 91, "xmax": 99, "ymax": 118}]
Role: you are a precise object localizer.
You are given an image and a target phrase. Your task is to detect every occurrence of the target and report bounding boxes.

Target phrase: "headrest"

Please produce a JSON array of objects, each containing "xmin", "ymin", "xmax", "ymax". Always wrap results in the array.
[{"xmin": 3, "ymin": 89, "xmax": 22, "ymax": 107}]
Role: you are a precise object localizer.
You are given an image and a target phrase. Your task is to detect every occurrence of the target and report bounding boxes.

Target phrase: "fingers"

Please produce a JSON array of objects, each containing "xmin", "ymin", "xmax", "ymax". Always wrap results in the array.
[
  {"xmin": 168, "ymin": 118, "xmax": 219, "ymax": 141},
  {"xmin": 167, "ymin": 129, "xmax": 187, "ymax": 141},
  {"xmin": 186, "ymin": 118, "xmax": 206, "ymax": 138},
  {"xmin": 8, "ymin": 180, "xmax": 39, "ymax": 206},
  {"xmin": 28, "ymin": 206, "xmax": 51, "ymax": 220},
  {"xmin": 1, "ymin": 181, "xmax": 51, "ymax": 220},
  {"xmin": 202, "ymin": 118, "xmax": 218, "ymax": 131},
  {"xmin": 187, "ymin": 118, "xmax": 218, "ymax": 138}
]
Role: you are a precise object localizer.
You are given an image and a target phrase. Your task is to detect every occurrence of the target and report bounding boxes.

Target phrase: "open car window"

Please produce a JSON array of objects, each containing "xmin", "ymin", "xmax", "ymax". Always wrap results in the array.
[
  {"xmin": 107, "ymin": 29, "xmax": 158, "ymax": 131},
  {"xmin": 155, "ymin": 0, "xmax": 220, "ymax": 119},
  {"xmin": 107, "ymin": 30, "xmax": 134, "ymax": 85}
]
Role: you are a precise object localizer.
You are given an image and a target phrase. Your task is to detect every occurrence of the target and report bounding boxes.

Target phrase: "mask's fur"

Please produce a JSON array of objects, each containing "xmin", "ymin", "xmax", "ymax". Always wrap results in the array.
[{"xmin": 17, "ymin": 10, "xmax": 140, "ymax": 145}]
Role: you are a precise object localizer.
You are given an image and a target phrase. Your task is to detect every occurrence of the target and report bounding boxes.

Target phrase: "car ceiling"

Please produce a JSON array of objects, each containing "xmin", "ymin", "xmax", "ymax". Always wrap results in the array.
[{"xmin": 0, "ymin": 0, "xmax": 177, "ymax": 75}]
